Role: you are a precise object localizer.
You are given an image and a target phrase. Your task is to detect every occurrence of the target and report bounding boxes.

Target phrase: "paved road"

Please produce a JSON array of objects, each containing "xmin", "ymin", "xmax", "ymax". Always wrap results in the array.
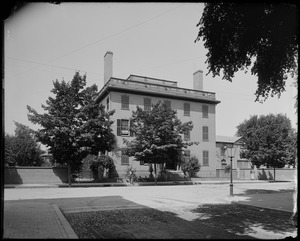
[{"xmin": 3, "ymin": 181, "xmax": 297, "ymax": 239}]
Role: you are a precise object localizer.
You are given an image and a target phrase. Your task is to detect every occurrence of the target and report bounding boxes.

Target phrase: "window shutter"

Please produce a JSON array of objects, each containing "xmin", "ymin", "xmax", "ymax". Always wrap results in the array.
[
  {"xmin": 203, "ymin": 151, "xmax": 209, "ymax": 166},
  {"xmin": 121, "ymin": 95, "xmax": 129, "ymax": 109},
  {"xmin": 202, "ymin": 126, "xmax": 209, "ymax": 141},
  {"xmin": 117, "ymin": 119, "xmax": 121, "ymax": 136},
  {"xmin": 202, "ymin": 105, "xmax": 208, "ymax": 118},
  {"xmin": 130, "ymin": 119, "xmax": 133, "ymax": 136},
  {"xmin": 106, "ymin": 97, "xmax": 109, "ymax": 111},
  {"xmin": 144, "ymin": 98, "xmax": 151, "ymax": 111},
  {"xmin": 164, "ymin": 100, "xmax": 171, "ymax": 109},
  {"xmin": 184, "ymin": 103, "xmax": 190, "ymax": 116}
]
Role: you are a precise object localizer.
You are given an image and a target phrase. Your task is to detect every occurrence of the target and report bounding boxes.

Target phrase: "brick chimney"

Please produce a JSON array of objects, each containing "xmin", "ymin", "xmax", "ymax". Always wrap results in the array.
[
  {"xmin": 104, "ymin": 51, "xmax": 113, "ymax": 85},
  {"xmin": 193, "ymin": 70, "xmax": 203, "ymax": 91}
]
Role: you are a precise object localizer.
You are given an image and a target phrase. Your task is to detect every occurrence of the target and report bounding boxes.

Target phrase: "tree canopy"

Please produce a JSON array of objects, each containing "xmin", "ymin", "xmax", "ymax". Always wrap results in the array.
[
  {"xmin": 27, "ymin": 72, "xmax": 116, "ymax": 174},
  {"xmin": 5, "ymin": 122, "xmax": 44, "ymax": 166},
  {"xmin": 236, "ymin": 113, "xmax": 297, "ymax": 168},
  {"xmin": 196, "ymin": 3, "xmax": 298, "ymax": 102},
  {"xmin": 121, "ymin": 101, "xmax": 198, "ymax": 167}
]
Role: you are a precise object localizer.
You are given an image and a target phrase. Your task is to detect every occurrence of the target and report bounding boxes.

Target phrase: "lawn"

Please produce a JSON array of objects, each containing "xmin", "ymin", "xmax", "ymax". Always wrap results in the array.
[{"xmin": 64, "ymin": 203, "xmax": 295, "ymax": 239}]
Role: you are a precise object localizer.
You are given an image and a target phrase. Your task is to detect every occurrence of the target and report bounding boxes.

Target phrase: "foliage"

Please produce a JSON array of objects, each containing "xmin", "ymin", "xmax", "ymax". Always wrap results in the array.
[
  {"xmin": 224, "ymin": 164, "xmax": 231, "ymax": 173},
  {"xmin": 236, "ymin": 113, "xmax": 297, "ymax": 168},
  {"xmin": 121, "ymin": 101, "xmax": 198, "ymax": 167},
  {"xmin": 81, "ymin": 154, "xmax": 96, "ymax": 171},
  {"xmin": 5, "ymin": 122, "xmax": 44, "ymax": 166},
  {"xmin": 124, "ymin": 165, "xmax": 137, "ymax": 183},
  {"xmin": 27, "ymin": 72, "xmax": 116, "ymax": 174},
  {"xmin": 196, "ymin": 3, "xmax": 298, "ymax": 102},
  {"xmin": 181, "ymin": 156, "xmax": 201, "ymax": 177},
  {"xmin": 89, "ymin": 154, "xmax": 115, "ymax": 179}
]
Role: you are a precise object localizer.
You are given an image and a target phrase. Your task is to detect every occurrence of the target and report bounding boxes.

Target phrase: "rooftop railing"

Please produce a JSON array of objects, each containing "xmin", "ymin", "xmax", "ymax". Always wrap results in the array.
[
  {"xmin": 103, "ymin": 78, "xmax": 216, "ymax": 100},
  {"xmin": 127, "ymin": 75, "xmax": 178, "ymax": 87}
]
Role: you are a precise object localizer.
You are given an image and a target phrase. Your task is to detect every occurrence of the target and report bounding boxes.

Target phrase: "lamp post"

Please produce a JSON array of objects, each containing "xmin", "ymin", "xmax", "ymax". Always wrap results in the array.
[
  {"xmin": 229, "ymin": 155, "xmax": 233, "ymax": 196},
  {"xmin": 224, "ymin": 144, "xmax": 236, "ymax": 196}
]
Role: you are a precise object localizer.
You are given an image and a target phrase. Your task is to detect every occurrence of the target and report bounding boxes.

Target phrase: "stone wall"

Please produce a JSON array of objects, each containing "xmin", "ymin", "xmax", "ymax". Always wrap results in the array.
[
  {"xmin": 237, "ymin": 168, "xmax": 296, "ymax": 181},
  {"xmin": 5, "ymin": 166, "xmax": 68, "ymax": 184}
]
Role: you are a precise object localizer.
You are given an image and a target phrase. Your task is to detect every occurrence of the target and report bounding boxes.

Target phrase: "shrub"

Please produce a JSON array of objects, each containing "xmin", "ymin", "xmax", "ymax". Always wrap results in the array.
[
  {"xmin": 89, "ymin": 154, "xmax": 115, "ymax": 179},
  {"xmin": 125, "ymin": 165, "xmax": 137, "ymax": 183},
  {"xmin": 224, "ymin": 164, "xmax": 231, "ymax": 173},
  {"xmin": 181, "ymin": 156, "xmax": 201, "ymax": 177}
]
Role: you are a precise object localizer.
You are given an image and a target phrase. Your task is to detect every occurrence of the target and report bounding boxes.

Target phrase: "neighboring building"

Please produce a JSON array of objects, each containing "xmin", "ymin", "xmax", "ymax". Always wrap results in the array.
[
  {"xmin": 216, "ymin": 135, "xmax": 250, "ymax": 170},
  {"xmin": 95, "ymin": 51, "xmax": 221, "ymax": 178}
]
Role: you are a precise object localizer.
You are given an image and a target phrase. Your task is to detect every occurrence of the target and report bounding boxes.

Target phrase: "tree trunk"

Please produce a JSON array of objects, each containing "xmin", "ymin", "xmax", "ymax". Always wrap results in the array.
[
  {"xmin": 68, "ymin": 161, "xmax": 71, "ymax": 187},
  {"xmin": 273, "ymin": 166, "xmax": 276, "ymax": 182},
  {"xmin": 154, "ymin": 162, "xmax": 157, "ymax": 185}
]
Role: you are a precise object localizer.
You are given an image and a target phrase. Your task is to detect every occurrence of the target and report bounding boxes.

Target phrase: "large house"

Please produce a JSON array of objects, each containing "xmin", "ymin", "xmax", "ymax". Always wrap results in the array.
[{"xmin": 95, "ymin": 51, "xmax": 221, "ymax": 178}]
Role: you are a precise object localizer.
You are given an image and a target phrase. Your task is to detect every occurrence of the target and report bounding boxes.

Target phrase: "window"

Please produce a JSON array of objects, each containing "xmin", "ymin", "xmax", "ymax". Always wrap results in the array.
[
  {"xmin": 117, "ymin": 119, "xmax": 132, "ymax": 136},
  {"xmin": 140, "ymin": 160, "xmax": 148, "ymax": 166},
  {"xmin": 164, "ymin": 100, "xmax": 171, "ymax": 109},
  {"xmin": 202, "ymin": 126, "xmax": 209, "ymax": 141},
  {"xmin": 203, "ymin": 151, "xmax": 209, "ymax": 166},
  {"xmin": 144, "ymin": 97, "xmax": 151, "ymax": 111},
  {"xmin": 121, "ymin": 155, "xmax": 129, "ymax": 165},
  {"xmin": 121, "ymin": 95, "xmax": 129, "ymax": 110},
  {"xmin": 106, "ymin": 97, "xmax": 109, "ymax": 111},
  {"xmin": 202, "ymin": 105, "xmax": 208, "ymax": 118},
  {"xmin": 184, "ymin": 103, "xmax": 190, "ymax": 116},
  {"xmin": 184, "ymin": 130, "xmax": 190, "ymax": 140}
]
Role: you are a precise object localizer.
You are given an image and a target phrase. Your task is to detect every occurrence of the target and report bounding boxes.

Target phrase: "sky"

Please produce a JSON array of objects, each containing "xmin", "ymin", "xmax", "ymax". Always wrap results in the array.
[{"xmin": 4, "ymin": 2, "xmax": 298, "ymax": 143}]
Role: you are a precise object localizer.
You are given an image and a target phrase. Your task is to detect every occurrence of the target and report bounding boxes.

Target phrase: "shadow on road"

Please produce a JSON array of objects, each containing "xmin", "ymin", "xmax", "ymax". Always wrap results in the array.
[
  {"xmin": 192, "ymin": 203, "xmax": 296, "ymax": 238},
  {"xmin": 235, "ymin": 189, "xmax": 294, "ymax": 196}
]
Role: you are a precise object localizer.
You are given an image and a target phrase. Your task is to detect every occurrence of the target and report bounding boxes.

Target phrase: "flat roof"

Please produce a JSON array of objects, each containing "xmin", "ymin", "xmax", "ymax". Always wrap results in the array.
[{"xmin": 96, "ymin": 77, "xmax": 221, "ymax": 105}]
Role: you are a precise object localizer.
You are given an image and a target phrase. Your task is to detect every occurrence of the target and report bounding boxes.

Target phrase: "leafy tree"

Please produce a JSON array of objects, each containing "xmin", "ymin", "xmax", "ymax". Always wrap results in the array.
[
  {"xmin": 4, "ymin": 133, "xmax": 16, "ymax": 166},
  {"xmin": 5, "ymin": 122, "xmax": 44, "ymax": 166},
  {"xmin": 27, "ymin": 72, "xmax": 116, "ymax": 182},
  {"xmin": 196, "ymin": 3, "xmax": 298, "ymax": 102},
  {"xmin": 236, "ymin": 114, "xmax": 297, "ymax": 180},
  {"xmin": 121, "ymin": 101, "xmax": 198, "ymax": 183}
]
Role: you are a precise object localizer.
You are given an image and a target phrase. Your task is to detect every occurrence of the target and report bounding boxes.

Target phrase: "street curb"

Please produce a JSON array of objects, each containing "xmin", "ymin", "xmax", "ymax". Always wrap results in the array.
[
  {"xmin": 52, "ymin": 204, "xmax": 79, "ymax": 239},
  {"xmin": 232, "ymin": 201, "xmax": 294, "ymax": 214},
  {"xmin": 4, "ymin": 180, "xmax": 274, "ymax": 188}
]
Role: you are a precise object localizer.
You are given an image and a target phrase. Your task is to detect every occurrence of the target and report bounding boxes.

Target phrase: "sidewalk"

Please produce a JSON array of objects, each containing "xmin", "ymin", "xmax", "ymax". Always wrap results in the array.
[
  {"xmin": 4, "ymin": 179, "xmax": 271, "ymax": 188},
  {"xmin": 3, "ymin": 200, "xmax": 78, "ymax": 239}
]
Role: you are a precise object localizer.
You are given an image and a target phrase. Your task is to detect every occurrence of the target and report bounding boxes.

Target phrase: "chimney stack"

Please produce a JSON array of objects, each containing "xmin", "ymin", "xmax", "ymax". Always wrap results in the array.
[
  {"xmin": 104, "ymin": 51, "xmax": 113, "ymax": 85},
  {"xmin": 193, "ymin": 70, "xmax": 203, "ymax": 91}
]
